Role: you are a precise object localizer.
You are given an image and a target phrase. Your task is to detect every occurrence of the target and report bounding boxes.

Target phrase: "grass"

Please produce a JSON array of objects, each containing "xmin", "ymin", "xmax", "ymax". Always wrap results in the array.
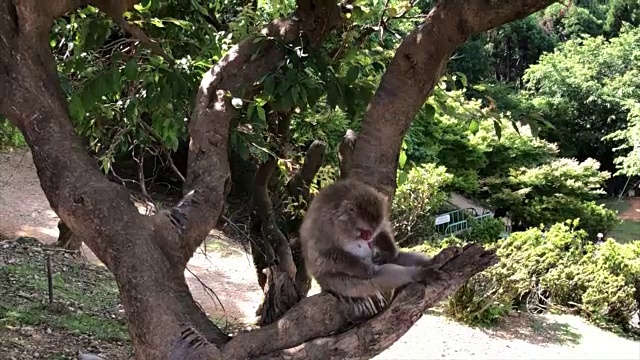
[
  {"xmin": 0, "ymin": 259, "xmax": 128, "ymax": 341},
  {"xmin": 0, "ymin": 237, "xmax": 132, "ymax": 357},
  {"xmin": 599, "ymin": 198, "xmax": 640, "ymax": 244}
]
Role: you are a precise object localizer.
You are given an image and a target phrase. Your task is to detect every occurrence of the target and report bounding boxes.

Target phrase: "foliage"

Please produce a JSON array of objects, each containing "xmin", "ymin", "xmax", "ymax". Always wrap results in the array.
[
  {"xmin": 442, "ymin": 222, "xmax": 640, "ymax": 329},
  {"xmin": 392, "ymin": 163, "xmax": 454, "ymax": 245},
  {"xmin": 459, "ymin": 217, "xmax": 506, "ymax": 244},
  {"xmin": 481, "ymin": 158, "xmax": 618, "ymax": 238},
  {"xmin": 405, "ymin": 90, "xmax": 557, "ymax": 196},
  {"xmin": 603, "ymin": 102, "xmax": 640, "ymax": 177},
  {"xmin": 449, "ymin": 15, "xmax": 557, "ymax": 84},
  {"xmin": 0, "ymin": 118, "xmax": 25, "ymax": 149},
  {"xmin": 523, "ymin": 26, "xmax": 640, "ymax": 172},
  {"xmin": 538, "ymin": 3, "xmax": 603, "ymax": 40}
]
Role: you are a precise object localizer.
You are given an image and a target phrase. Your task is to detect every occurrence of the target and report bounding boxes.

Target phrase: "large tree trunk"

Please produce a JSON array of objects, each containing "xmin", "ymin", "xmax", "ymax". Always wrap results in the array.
[{"xmin": 0, "ymin": 0, "xmax": 555, "ymax": 359}]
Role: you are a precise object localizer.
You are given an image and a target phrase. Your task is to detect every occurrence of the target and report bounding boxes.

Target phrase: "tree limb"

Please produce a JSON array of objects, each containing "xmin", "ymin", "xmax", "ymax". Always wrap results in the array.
[
  {"xmin": 286, "ymin": 140, "xmax": 327, "ymax": 204},
  {"xmin": 116, "ymin": 18, "xmax": 175, "ymax": 65},
  {"xmin": 349, "ymin": 0, "xmax": 557, "ymax": 198},
  {"xmin": 338, "ymin": 129, "xmax": 357, "ymax": 179},
  {"xmin": 221, "ymin": 244, "xmax": 497, "ymax": 360}
]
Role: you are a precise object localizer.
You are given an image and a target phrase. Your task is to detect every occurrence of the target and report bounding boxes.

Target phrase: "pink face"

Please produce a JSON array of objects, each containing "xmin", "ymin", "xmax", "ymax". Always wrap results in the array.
[
  {"xmin": 337, "ymin": 200, "xmax": 379, "ymax": 248},
  {"xmin": 354, "ymin": 220, "xmax": 376, "ymax": 248}
]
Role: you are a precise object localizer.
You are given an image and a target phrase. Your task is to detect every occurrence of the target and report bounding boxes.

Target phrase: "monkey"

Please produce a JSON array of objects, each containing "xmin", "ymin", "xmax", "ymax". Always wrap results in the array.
[{"xmin": 299, "ymin": 178, "xmax": 445, "ymax": 314}]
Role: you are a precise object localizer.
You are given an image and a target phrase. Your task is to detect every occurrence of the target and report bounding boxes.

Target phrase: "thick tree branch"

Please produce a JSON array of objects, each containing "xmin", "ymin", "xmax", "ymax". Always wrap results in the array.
[
  {"xmin": 338, "ymin": 129, "xmax": 357, "ymax": 179},
  {"xmin": 350, "ymin": 0, "xmax": 557, "ymax": 197},
  {"xmin": 221, "ymin": 244, "xmax": 497, "ymax": 359},
  {"xmin": 286, "ymin": 140, "xmax": 327, "ymax": 204}
]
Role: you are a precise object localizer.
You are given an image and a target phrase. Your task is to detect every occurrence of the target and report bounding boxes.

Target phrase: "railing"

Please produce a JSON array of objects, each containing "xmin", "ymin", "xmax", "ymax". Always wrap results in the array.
[{"xmin": 434, "ymin": 207, "xmax": 498, "ymax": 238}]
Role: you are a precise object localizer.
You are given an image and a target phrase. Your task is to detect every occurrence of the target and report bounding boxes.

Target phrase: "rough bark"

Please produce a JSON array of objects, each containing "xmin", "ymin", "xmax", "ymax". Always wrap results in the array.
[
  {"xmin": 251, "ymin": 157, "xmax": 298, "ymax": 326},
  {"xmin": 0, "ymin": 0, "xmax": 335, "ymax": 357}
]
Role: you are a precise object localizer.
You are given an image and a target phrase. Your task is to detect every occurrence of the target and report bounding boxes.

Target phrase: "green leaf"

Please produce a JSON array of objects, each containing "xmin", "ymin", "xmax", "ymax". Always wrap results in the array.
[
  {"xmin": 529, "ymin": 121, "xmax": 539, "ymax": 138},
  {"xmin": 454, "ymin": 72, "xmax": 468, "ymax": 87},
  {"xmin": 256, "ymin": 105, "xmax": 266, "ymax": 122},
  {"xmin": 263, "ymin": 75, "xmax": 275, "ymax": 97},
  {"xmin": 247, "ymin": 103, "xmax": 255, "ymax": 121},
  {"xmin": 345, "ymin": 65, "xmax": 360, "ymax": 83},
  {"xmin": 124, "ymin": 58, "xmax": 138, "ymax": 80},
  {"xmin": 291, "ymin": 86, "xmax": 300, "ymax": 107},
  {"xmin": 237, "ymin": 140, "xmax": 250, "ymax": 160},
  {"xmin": 387, "ymin": 7, "xmax": 397, "ymax": 17},
  {"xmin": 423, "ymin": 104, "xmax": 436, "ymax": 121},
  {"xmin": 69, "ymin": 96, "xmax": 85, "ymax": 121},
  {"xmin": 275, "ymin": 80, "xmax": 290, "ymax": 95},
  {"xmin": 493, "ymin": 120, "xmax": 502, "ymax": 141},
  {"xmin": 469, "ymin": 119, "xmax": 479, "ymax": 134},
  {"xmin": 150, "ymin": 18, "xmax": 165, "ymax": 27},
  {"xmin": 399, "ymin": 150, "xmax": 407, "ymax": 169}
]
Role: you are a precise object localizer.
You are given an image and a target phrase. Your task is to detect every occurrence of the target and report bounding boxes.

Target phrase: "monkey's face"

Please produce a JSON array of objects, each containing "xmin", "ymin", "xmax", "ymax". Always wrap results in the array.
[{"xmin": 336, "ymin": 200, "xmax": 380, "ymax": 245}]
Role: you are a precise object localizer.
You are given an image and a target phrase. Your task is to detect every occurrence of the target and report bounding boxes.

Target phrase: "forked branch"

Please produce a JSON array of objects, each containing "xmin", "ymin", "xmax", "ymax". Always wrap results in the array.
[{"xmin": 220, "ymin": 244, "xmax": 498, "ymax": 360}]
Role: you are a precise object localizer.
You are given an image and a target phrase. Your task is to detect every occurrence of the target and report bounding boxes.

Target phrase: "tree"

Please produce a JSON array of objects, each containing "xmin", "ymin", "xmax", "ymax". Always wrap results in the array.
[
  {"xmin": 0, "ymin": 0, "xmax": 555, "ymax": 358},
  {"xmin": 524, "ymin": 25, "xmax": 640, "ymax": 173}
]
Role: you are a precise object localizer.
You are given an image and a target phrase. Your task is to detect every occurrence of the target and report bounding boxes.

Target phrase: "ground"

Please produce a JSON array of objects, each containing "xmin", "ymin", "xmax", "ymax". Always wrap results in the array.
[
  {"xmin": 600, "ymin": 197, "xmax": 640, "ymax": 243},
  {"xmin": 2, "ymin": 149, "xmax": 640, "ymax": 359}
]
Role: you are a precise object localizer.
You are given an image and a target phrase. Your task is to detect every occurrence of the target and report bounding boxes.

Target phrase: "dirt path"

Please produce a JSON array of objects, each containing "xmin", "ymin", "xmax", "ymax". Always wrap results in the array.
[
  {"xmin": 2, "ymin": 149, "xmax": 639, "ymax": 359},
  {"xmin": 448, "ymin": 193, "xmax": 490, "ymax": 215},
  {"xmin": 620, "ymin": 197, "xmax": 640, "ymax": 221}
]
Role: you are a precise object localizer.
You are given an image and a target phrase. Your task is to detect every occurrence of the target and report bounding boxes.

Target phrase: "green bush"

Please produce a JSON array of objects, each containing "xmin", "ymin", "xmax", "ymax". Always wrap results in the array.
[
  {"xmin": 0, "ymin": 118, "xmax": 25, "ymax": 149},
  {"xmin": 442, "ymin": 222, "xmax": 640, "ymax": 329},
  {"xmin": 392, "ymin": 163, "xmax": 453, "ymax": 245},
  {"xmin": 483, "ymin": 158, "xmax": 618, "ymax": 238},
  {"xmin": 460, "ymin": 217, "xmax": 505, "ymax": 244}
]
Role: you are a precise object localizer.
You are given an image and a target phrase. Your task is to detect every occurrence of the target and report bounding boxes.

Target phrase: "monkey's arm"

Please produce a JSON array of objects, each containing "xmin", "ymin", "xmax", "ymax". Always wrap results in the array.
[
  {"xmin": 315, "ymin": 248, "xmax": 437, "ymax": 298},
  {"xmin": 317, "ymin": 262, "xmax": 439, "ymax": 298},
  {"xmin": 372, "ymin": 223, "xmax": 434, "ymax": 267},
  {"xmin": 371, "ymin": 224, "xmax": 399, "ymax": 263}
]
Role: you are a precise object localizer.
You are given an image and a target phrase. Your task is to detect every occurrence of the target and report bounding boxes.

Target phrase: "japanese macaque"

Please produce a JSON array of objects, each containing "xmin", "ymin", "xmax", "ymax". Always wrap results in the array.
[{"xmin": 300, "ymin": 178, "xmax": 445, "ymax": 302}]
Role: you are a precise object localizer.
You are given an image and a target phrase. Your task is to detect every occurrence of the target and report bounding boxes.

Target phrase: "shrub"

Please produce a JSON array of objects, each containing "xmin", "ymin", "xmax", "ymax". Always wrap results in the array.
[
  {"xmin": 392, "ymin": 163, "xmax": 453, "ymax": 245},
  {"xmin": 460, "ymin": 217, "xmax": 505, "ymax": 244},
  {"xmin": 0, "ymin": 118, "xmax": 25, "ymax": 149},
  {"xmin": 483, "ymin": 158, "xmax": 618, "ymax": 238},
  {"xmin": 442, "ymin": 221, "xmax": 640, "ymax": 330}
]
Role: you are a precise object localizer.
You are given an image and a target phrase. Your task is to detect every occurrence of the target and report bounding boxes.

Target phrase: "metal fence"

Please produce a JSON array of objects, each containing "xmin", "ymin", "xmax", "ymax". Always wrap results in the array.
[{"xmin": 433, "ymin": 207, "xmax": 501, "ymax": 238}]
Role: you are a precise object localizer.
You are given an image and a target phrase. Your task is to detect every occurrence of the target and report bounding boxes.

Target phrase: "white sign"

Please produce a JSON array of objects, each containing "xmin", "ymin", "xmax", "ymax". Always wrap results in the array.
[{"xmin": 435, "ymin": 214, "xmax": 451, "ymax": 226}]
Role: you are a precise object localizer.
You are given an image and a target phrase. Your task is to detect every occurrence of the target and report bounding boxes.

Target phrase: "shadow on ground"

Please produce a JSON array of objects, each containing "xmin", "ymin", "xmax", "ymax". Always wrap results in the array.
[{"xmin": 485, "ymin": 312, "xmax": 582, "ymax": 345}]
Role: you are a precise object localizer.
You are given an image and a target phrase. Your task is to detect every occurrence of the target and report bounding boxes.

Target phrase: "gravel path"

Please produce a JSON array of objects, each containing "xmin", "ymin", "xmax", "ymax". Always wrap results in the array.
[{"xmin": 2, "ymin": 149, "xmax": 639, "ymax": 359}]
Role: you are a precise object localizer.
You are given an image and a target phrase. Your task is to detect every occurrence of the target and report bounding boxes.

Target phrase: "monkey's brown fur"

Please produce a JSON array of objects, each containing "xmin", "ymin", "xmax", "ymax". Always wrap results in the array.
[{"xmin": 300, "ymin": 178, "xmax": 444, "ymax": 300}]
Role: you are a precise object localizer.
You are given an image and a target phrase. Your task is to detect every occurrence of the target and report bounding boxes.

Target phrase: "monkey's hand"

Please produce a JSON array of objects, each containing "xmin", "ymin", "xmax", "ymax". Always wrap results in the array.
[{"xmin": 414, "ymin": 265, "xmax": 448, "ymax": 284}]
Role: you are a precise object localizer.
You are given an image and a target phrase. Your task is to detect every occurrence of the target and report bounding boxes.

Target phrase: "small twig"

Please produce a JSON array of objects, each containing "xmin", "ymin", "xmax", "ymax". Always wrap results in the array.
[
  {"xmin": 117, "ymin": 19, "xmax": 175, "ymax": 65},
  {"xmin": 46, "ymin": 255, "xmax": 53, "ymax": 304},
  {"xmin": 166, "ymin": 150, "xmax": 186, "ymax": 183},
  {"xmin": 185, "ymin": 266, "xmax": 228, "ymax": 328}
]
